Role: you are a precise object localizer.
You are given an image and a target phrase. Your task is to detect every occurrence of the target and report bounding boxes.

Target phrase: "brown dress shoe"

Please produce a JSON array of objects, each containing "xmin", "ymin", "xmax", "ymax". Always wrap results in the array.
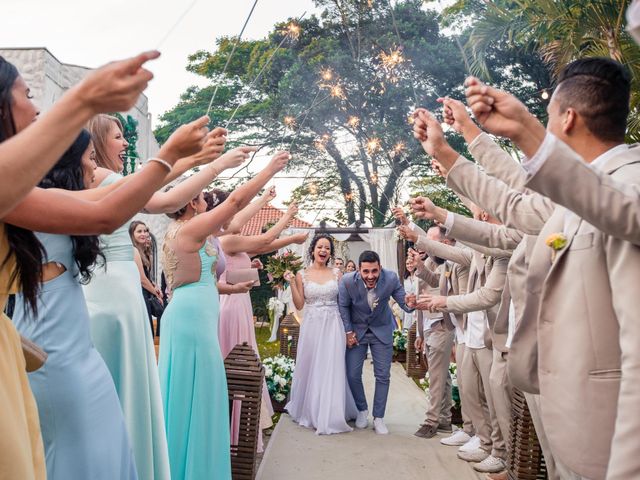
[{"xmin": 414, "ymin": 423, "xmax": 438, "ymax": 438}]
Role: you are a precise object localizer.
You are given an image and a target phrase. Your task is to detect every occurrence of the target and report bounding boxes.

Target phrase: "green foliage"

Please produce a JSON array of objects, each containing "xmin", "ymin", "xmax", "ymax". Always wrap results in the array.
[
  {"xmin": 155, "ymin": 0, "xmax": 552, "ymax": 224},
  {"xmin": 265, "ymin": 250, "xmax": 303, "ymax": 289},
  {"xmin": 113, "ymin": 113, "xmax": 140, "ymax": 175}
]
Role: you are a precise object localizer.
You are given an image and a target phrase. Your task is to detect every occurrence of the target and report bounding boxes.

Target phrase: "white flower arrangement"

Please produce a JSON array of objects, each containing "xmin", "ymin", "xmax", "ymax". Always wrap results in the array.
[{"xmin": 262, "ymin": 355, "xmax": 296, "ymax": 402}]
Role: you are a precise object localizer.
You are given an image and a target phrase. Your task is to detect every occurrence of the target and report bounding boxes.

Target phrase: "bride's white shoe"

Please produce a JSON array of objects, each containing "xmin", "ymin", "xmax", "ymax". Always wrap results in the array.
[{"xmin": 355, "ymin": 410, "xmax": 369, "ymax": 429}]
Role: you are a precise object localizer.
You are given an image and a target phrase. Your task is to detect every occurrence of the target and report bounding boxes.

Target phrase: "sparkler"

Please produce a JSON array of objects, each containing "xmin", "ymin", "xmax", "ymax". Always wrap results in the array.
[
  {"xmin": 155, "ymin": 0, "xmax": 199, "ymax": 49},
  {"xmin": 283, "ymin": 115, "xmax": 297, "ymax": 129},
  {"xmin": 347, "ymin": 116, "xmax": 361, "ymax": 129},
  {"xmin": 366, "ymin": 138, "xmax": 381, "ymax": 154}
]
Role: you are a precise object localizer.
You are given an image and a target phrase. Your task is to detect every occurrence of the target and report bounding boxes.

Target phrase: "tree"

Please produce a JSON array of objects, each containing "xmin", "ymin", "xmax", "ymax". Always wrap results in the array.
[
  {"xmin": 114, "ymin": 113, "xmax": 140, "ymax": 175},
  {"xmin": 156, "ymin": 0, "xmax": 550, "ymax": 225},
  {"xmin": 441, "ymin": 0, "xmax": 640, "ymax": 139}
]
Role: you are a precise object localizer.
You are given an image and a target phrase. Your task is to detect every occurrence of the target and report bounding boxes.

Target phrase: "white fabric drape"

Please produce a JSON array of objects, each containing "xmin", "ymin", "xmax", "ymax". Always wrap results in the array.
[{"xmin": 361, "ymin": 225, "xmax": 398, "ymax": 274}]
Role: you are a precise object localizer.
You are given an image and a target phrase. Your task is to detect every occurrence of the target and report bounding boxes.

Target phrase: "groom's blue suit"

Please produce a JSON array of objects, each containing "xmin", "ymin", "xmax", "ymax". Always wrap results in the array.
[{"xmin": 338, "ymin": 269, "xmax": 413, "ymax": 418}]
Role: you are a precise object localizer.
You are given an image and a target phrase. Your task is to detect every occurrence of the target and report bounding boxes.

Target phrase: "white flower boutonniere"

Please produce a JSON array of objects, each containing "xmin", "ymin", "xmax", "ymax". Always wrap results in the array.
[
  {"xmin": 372, "ymin": 298, "xmax": 379, "ymax": 310},
  {"xmin": 545, "ymin": 233, "xmax": 568, "ymax": 263}
]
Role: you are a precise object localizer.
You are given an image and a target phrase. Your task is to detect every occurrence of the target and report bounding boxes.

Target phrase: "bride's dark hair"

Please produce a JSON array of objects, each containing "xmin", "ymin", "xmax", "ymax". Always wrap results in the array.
[{"xmin": 307, "ymin": 234, "xmax": 335, "ymax": 265}]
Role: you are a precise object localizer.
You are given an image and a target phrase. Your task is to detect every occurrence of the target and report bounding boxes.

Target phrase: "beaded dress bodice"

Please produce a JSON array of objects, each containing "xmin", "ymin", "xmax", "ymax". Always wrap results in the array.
[{"xmin": 302, "ymin": 269, "xmax": 339, "ymax": 306}]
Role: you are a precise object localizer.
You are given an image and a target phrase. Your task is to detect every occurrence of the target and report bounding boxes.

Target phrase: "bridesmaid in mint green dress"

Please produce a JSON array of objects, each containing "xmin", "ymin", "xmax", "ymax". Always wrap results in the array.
[{"xmin": 158, "ymin": 152, "xmax": 289, "ymax": 480}]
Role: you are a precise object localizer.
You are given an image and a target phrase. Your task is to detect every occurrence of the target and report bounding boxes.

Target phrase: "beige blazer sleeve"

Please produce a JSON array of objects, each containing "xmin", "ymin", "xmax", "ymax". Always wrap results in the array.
[
  {"xmin": 444, "ymin": 255, "xmax": 508, "ymax": 314},
  {"xmin": 458, "ymin": 239, "xmax": 513, "ymax": 258},
  {"xmin": 414, "ymin": 235, "xmax": 473, "ymax": 267},
  {"xmin": 414, "ymin": 258, "xmax": 440, "ymax": 288},
  {"xmin": 446, "ymin": 156, "xmax": 554, "ymax": 235},
  {"xmin": 450, "ymin": 213, "xmax": 523, "ymax": 251},
  {"xmin": 526, "ymin": 136, "xmax": 640, "ymax": 246},
  {"xmin": 469, "ymin": 132, "xmax": 528, "ymax": 190}
]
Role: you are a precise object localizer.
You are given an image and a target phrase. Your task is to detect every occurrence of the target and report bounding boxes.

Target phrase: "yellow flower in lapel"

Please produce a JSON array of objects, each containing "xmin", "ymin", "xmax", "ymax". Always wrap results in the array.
[
  {"xmin": 444, "ymin": 271, "xmax": 451, "ymax": 278},
  {"xmin": 545, "ymin": 233, "xmax": 567, "ymax": 263}
]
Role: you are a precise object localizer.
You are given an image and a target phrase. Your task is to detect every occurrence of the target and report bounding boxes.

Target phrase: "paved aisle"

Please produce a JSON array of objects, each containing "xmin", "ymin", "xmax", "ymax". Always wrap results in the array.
[{"xmin": 257, "ymin": 362, "xmax": 483, "ymax": 480}]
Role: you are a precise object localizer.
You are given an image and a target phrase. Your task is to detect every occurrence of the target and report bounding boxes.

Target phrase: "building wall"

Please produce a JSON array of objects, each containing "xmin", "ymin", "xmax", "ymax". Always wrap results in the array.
[{"xmin": 0, "ymin": 47, "xmax": 159, "ymax": 163}]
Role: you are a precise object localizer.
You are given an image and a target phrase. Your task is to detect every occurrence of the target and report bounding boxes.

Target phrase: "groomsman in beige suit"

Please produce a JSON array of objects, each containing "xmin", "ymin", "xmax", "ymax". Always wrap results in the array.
[
  {"xmin": 464, "ymin": 58, "xmax": 640, "ymax": 480},
  {"xmin": 401, "ymin": 217, "xmax": 510, "ymax": 475}
]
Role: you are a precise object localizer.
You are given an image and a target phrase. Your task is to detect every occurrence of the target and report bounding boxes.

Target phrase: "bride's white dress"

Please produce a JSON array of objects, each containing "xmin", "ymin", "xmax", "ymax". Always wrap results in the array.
[{"xmin": 285, "ymin": 270, "xmax": 358, "ymax": 434}]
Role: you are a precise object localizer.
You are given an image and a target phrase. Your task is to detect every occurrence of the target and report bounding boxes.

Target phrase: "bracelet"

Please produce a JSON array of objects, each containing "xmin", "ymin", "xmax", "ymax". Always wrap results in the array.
[{"xmin": 147, "ymin": 157, "xmax": 172, "ymax": 172}]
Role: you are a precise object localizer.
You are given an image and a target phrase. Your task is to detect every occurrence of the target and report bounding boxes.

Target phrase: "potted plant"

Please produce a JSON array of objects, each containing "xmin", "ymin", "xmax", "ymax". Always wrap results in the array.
[
  {"xmin": 392, "ymin": 329, "xmax": 407, "ymax": 363},
  {"xmin": 263, "ymin": 354, "xmax": 296, "ymax": 413}
]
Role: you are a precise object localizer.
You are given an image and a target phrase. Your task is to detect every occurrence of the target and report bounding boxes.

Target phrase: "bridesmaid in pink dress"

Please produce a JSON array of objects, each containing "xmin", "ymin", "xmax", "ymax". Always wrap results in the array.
[{"xmin": 218, "ymin": 203, "xmax": 308, "ymax": 452}]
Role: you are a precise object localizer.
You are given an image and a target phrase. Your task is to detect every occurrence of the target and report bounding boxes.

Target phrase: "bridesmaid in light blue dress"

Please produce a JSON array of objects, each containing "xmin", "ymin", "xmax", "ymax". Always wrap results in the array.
[
  {"xmin": 158, "ymin": 151, "xmax": 289, "ymax": 480},
  {"xmin": 13, "ymin": 232, "xmax": 138, "ymax": 480}
]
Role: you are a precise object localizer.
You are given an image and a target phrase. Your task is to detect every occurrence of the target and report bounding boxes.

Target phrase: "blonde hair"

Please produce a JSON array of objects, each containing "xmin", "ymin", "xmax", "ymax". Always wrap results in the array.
[{"xmin": 87, "ymin": 114, "xmax": 123, "ymax": 169}]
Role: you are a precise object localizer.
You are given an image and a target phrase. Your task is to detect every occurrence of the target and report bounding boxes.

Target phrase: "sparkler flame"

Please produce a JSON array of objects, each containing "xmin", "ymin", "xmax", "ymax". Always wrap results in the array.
[
  {"xmin": 283, "ymin": 115, "xmax": 296, "ymax": 128},
  {"xmin": 366, "ymin": 138, "xmax": 381, "ymax": 154},
  {"xmin": 347, "ymin": 116, "xmax": 360, "ymax": 128},
  {"xmin": 286, "ymin": 22, "xmax": 301, "ymax": 39},
  {"xmin": 379, "ymin": 47, "xmax": 405, "ymax": 72},
  {"xmin": 320, "ymin": 68, "xmax": 334, "ymax": 82},
  {"xmin": 329, "ymin": 84, "xmax": 346, "ymax": 100}
]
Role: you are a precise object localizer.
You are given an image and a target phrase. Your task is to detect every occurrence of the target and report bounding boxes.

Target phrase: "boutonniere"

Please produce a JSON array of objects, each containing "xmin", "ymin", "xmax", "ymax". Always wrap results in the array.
[
  {"xmin": 545, "ymin": 233, "xmax": 567, "ymax": 263},
  {"xmin": 372, "ymin": 298, "xmax": 379, "ymax": 310},
  {"xmin": 444, "ymin": 271, "xmax": 451, "ymax": 278}
]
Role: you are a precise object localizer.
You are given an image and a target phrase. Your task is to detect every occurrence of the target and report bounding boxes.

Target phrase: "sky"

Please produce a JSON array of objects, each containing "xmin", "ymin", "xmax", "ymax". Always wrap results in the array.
[{"xmin": 1, "ymin": 0, "xmax": 336, "ymax": 220}]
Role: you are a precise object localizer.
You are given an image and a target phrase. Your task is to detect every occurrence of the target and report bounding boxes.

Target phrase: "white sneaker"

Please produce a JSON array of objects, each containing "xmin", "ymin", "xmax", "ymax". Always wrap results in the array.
[
  {"xmin": 457, "ymin": 447, "xmax": 490, "ymax": 463},
  {"xmin": 473, "ymin": 455, "xmax": 506, "ymax": 473},
  {"xmin": 373, "ymin": 417, "xmax": 389, "ymax": 435},
  {"xmin": 355, "ymin": 410, "xmax": 369, "ymax": 429},
  {"xmin": 458, "ymin": 434, "xmax": 480, "ymax": 452},
  {"xmin": 440, "ymin": 429, "xmax": 471, "ymax": 446}
]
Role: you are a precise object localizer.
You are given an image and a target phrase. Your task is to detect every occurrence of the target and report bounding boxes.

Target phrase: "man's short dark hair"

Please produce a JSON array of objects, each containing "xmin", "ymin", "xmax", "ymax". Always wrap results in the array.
[
  {"xmin": 555, "ymin": 57, "xmax": 631, "ymax": 142},
  {"xmin": 359, "ymin": 250, "xmax": 380, "ymax": 266}
]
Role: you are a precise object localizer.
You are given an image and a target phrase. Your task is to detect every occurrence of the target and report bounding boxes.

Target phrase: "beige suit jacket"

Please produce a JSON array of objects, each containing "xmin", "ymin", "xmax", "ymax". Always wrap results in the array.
[
  {"xmin": 526, "ymin": 134, "xmax": 640, "ymax": 245},
  {"xmin": 518, "ymin": 150, "xmax": 640, "ymax": 480}
]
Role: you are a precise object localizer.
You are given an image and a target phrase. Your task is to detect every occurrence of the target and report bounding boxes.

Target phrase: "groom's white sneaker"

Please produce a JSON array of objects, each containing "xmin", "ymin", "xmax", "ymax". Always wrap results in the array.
[
  {"xmin": 355, "ymin": 410, "xmax": 369, "ymax": 429},
  {"xmin": 373, "ymin": 417, "xmax": 389, "ymax": 435}
]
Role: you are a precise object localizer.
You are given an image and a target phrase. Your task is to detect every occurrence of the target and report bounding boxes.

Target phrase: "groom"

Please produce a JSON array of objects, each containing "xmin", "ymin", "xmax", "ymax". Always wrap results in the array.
[{"xmin": 338, "ymin": 250, "xmax": 416, "ymax": 434}]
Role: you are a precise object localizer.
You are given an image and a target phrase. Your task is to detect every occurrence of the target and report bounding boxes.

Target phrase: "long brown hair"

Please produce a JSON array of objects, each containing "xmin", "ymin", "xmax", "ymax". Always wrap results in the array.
[
  {"xmin": 129, "ymin": 221, "xmax": 152, "ymax": 270},
  {"xmin": 87, "ymin": 114, "xmax": 123, "ymax": 169}
]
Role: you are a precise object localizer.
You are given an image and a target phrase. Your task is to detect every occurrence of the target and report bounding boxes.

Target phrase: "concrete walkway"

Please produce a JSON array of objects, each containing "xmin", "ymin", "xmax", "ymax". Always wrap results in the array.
[{"xmin": 257, "ymin": 362, "xmax": 483, "ymax": 480}]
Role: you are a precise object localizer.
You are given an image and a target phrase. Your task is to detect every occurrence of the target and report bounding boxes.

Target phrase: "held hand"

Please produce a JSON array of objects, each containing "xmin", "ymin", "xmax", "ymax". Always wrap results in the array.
[
  {"xmin": 283, "ymin": 270, "xmax": 295, "ymax": 282},
  {"xmin": 398, "ymin": 225, "xmax": 418, "ymax": 243},
  {"xmin": 291, "ymin": 232, "xmax": 309, "ymax": 244},
  {"xmin": 409, "ymin": 196, "xmax": 437, "ymax": 221},
  {"xmin": 268, "ymin": 151, "xmax": 291, "ymax": 174},
  {"xmin": 438, "ymin": 97, "xmax": 474, "ymax": 135},
  {"xmin": 73, "ymin": 51, "xmax": 160, "ymax": 114},
  {"xmin": 160, "ymin": 116, "xmax": 209, "ymax": 164},
  {"xmin": 262, "ymin": 185, "xmax": 277, "ymax": 202},
  {"xmin": 391, "ymin": 206, "xmax": 409, "ymax": 226},
  {"xmin": 405, "ymin": 293, "xmax": 417, "ymax": 309},
  {"xmin": 187, "ymin": 128, "xmax": 228, "ymax": 168},
  {"xmin": 464, "ymin": 76, "xmax": 531, "ymax": 139},
  {"xmin": 286, "ymin": 202, "xmax": 299, "ymax": 218},
  {"xmin": 412, "ymin": 108, "xmax": 448, "ymax": 158},
  {"xmin": 346, "ymin": 332, "xmax": 358, "ymax": 348},
  {"xmin": 214, "ymin": 145, "xmax": 257, "ymax": 171},
  {"xmin": 234, "ymin": 280, "xmax": 255, "ymax": 294},
  {"xmin": 251, "ymin": 258, "xmax": 264, "ymax": 270}
]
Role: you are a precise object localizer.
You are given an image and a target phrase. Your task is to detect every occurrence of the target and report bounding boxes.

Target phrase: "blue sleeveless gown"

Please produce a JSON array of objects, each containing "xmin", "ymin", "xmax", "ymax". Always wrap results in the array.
[
  {"xmin": 12, "ymin": 232, "xmax": 137, "ymax": 480},
  {"xmin": 158, "ymin": 242, "xmax": 231, "ymax": 480},
  {"xmin": 83, "ymin": 172, "xmax": 170, "ymax": 480}
]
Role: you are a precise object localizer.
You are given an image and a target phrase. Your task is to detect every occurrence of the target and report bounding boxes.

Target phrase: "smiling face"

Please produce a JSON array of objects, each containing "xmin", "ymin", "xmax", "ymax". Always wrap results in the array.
[
  {"xmin": 104, "ymin": 122, "xmax": 129, "ymax": 173},
  {"xmin": 345, "ymin": 260, "xmax": 356, "ymax": 273},
  {"xmin": 132, "ymin": 223, "xmax": 150, "ymax": 247},
  {"xmin": 80, "ymin": 141, "xmax": 97, "ymax": 188},
  {"xmin": 10, "ymin": 76, "xmax": 39, "ymax": 133},
  {"xmin": 359, "ymin": 261, "xmax": 380, "ymax": 289},
  {"xmin": 313, "ymin": 237, "xmax": 332, "ymax": 265}
]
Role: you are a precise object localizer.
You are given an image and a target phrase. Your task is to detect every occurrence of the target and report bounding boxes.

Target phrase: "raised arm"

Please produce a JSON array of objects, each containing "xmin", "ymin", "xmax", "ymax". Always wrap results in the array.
[
  {"xmin": 408, "ymin": 249, "xmax": 440, "ymax": 288},
  {"xmin": 226, "ymin": 186, "xmax": 276, "ymax": 233},
  {"xmin": 0, "ymin": 51, "xmax": 159, "ymax": 217},
  {"xmin": 448, "ymin": 212, "xmax": 522, "ymax": 251},
  {"xmin": 3, "ymin": 119, "xmax": 208, "ymax": 235},
  {"xmin": 247, "ymin": 232, "xmax": 309, "ymax": 257},
  {"xmin": 400, "ymin": 223, "xmax": 473, "ymax": 267},
  {"xmin": 285, "ymin": 270, "xmax": 305, "ymax": 311},
  {"xmin": 179, "ymin": 152, "xmax": 290, "ymax": 247},
  {"xmin": 220, "ymin": 203, "xmax": 299, "ymax": 255}
]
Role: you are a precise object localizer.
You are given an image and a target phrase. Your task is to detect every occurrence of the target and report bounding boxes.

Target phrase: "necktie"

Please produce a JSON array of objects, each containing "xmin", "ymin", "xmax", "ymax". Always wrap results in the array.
[{"xmin": 440, "ymin": 263, "xmax": 455, "ymax": 331}]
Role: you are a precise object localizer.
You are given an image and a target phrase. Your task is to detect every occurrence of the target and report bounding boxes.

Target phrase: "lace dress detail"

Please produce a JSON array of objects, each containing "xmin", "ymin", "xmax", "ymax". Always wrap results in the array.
[{"xmin": 285, "ymin": 268, "xmax": 358, "ymax": 434}]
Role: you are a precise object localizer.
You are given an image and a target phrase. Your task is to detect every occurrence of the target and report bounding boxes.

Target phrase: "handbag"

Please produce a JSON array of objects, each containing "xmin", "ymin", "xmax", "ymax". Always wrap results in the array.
[
  {"xmin": 225, "ymin": 268, "xmax": 260, "ymax": 287},
  {"xmin": 21, "ymin": 335, "xmax": 47, "ymax": 372},
  {"xmin": 144, "ymin": 290, "xmax": 165, "ymax": 318}
]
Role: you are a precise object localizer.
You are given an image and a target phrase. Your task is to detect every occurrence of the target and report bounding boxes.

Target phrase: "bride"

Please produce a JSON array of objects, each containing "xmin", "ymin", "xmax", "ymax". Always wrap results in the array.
[{"xmin": 284, "ymin": 234, "xmax": 358, "ymax": 434}]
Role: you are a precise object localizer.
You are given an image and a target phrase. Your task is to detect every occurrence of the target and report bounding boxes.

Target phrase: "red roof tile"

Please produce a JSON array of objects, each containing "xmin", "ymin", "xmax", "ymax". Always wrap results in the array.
[{"xmin": 240, "ymin": 204, "xmax": 312, "ymax": 236}]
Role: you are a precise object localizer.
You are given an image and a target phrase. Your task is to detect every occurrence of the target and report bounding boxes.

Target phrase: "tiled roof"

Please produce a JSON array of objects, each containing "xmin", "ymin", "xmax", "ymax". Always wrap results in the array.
[{"xmin": 240, "ymin": 205, "xmax": 312, "ymax": 236}]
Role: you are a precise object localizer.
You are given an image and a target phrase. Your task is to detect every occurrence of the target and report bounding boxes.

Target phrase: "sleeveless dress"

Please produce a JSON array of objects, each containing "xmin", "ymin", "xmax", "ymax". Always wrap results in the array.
[
  {"xmin": 12, "ymin": 232, "xmax": 137, "ymax": 480},
  {"xmin": 159, "ymin": 222, "xmax": 231, "ymax": 480},
  {"xmin": 83, "ymin": 172, "xmax": 170, "ymax": 480},
  {"xmin": 218, "ymin": 250, "xmax": 273, "ymax": 452},
  {"xmin": 285, "ymin": 269, "xmax": 358, "ymax": 434},
  {"xmin": 0, "ymin": 223, "xmax": 46, "ymax": 480}
]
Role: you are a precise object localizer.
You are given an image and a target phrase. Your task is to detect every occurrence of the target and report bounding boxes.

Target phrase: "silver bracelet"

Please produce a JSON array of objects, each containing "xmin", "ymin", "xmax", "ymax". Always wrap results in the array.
[{"xmin": 147, "ymin": 157, "xmax": 172, "ymax": 172}]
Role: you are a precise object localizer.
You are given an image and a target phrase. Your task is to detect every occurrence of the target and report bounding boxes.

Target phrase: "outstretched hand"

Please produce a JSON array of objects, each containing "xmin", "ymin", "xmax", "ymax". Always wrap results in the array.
[
  {"xmin": 409, "ymin": 196, "xmax": 437, "ymax": 221},
  {"xmin": 160, "ymin": 116, "xmax": 209, "ymax": 164}
]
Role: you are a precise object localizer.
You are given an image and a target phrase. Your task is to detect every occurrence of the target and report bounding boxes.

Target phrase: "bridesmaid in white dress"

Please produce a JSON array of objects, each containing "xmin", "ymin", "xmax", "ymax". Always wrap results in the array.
[{"xmin": 284, "ymin": 234, "xmax": 358, "ymax": 434}]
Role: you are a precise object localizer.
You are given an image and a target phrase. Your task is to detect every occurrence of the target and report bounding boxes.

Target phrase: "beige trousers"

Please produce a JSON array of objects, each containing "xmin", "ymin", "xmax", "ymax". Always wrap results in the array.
[
  {"xmin": 455, "ymin": 343, "xmax": 475, "ymax": 436},
  {"xmin": 423, "ymin": 321, "xmax": 455, "ymax": 426}
]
